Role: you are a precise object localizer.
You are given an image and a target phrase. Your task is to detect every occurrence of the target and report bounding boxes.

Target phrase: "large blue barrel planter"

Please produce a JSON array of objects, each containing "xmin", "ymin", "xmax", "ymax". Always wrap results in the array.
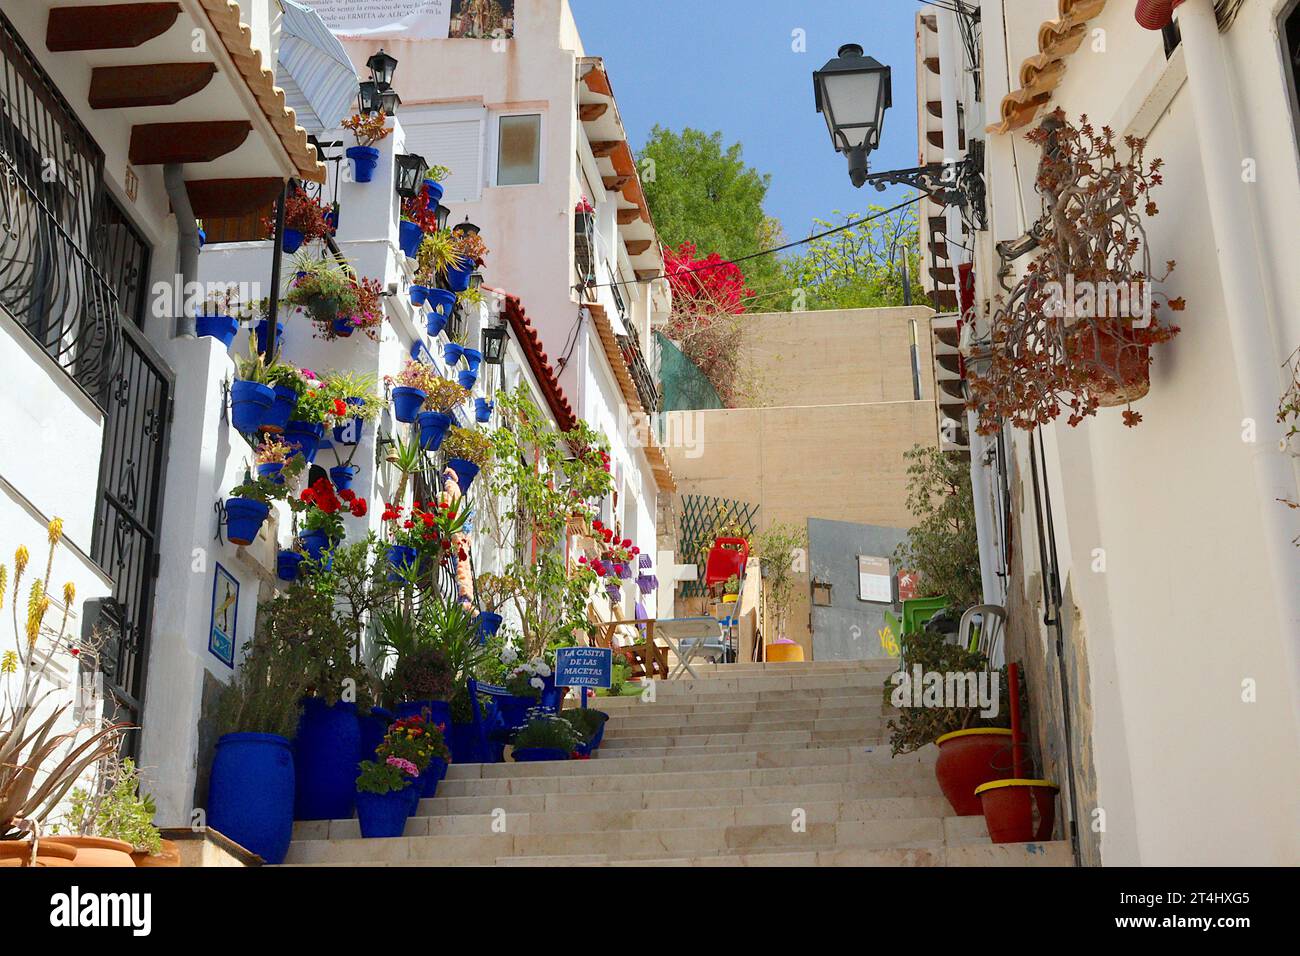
[
  {"xmin": 255, "ymin": 320, "xmax": 284, "ymax": 355},
  {"xmin": 276, "ymin": 549, "xmax": 304, "ymax": 582},
  {"xmin": 208, "ymin": 732, "xmax": 295, "ymax": 864},
  {"xmin": 386, "ymin": 544, "xmax": 417, "ymax": 583},
  {"xmin": 398, "ymin": 220, "xmax": 423, "ymax": 259},
  {"xmin": 443, "ymin": 342, "xmax": 464, "ymax": 367},
  {"xmin": 422, "ymin": 179, "xmax": 445, "ymax": 208},
  {"xmin": 230, "ymin": 380, "xmax": 274, "ymax": 433},
  {"xmin": 496, "ymin": 695, "xmax": 538, "ymax": 732},
  {"xmin": 197, "ymin": 314, "xmax": 239, "ymax": 347},
  {"xmin": 462, "ymin": 348, "xmax": 483, "ymax": 374},
  {"xmin": 356, "ymin": 787, "xmax": 413, "ymax": 839},
  {"xmin": 225, "ymin": 498, "xmax": 269, "ymax": 546},
  {"xmin": 282, "ymin": 228, "xmax": 305, "ymax": 254},
  {"xmin": 447, "ymin": 458, "xmax": 480, "ymax": 494},
  {"xmin": 293, "ymin": 698, "xmax": 361, "ymax": 822},
  {"xmin": 417, "ymin": 410, "xmax": 452, "ymax": 451},
  {"xmin": 332, "ymin": 398, "xmax": 365, "ymax": 445},
  {"xmin": 447, "ymin": 722, "xmax": 480, "ymax": 764},
  {"xmin": 420, "ymin": 755, "xmax": 448, "ymax": 797},
  {"xmin": 391, "ymin": 386, "xmax": 426, "ymax": 424},
  {"xmin": 476, "ymin": 612, "xmax": 503, "ymax": 644},
  {"xmin": 426, "ymin": 312, "xmax": 448, "ymax": 338},
  {"xmin": 426, "ymin": 288, "xmax": 457, "ymax": 318},
  {"xmin": 513, "ymin": 748, "xmax": 570, "ymax": 762},
  {"xmin": 358, "ymin": 706, "xmax": 393, "ymax": 764},
  {"xmin": 346, "ymin": 145, "xmax": 380, "ymax": 183},
  {"xmin": 445, "ymin": 259, "xmax": 474, "ymax": 292},
  {"xmin": 329, "ymin": 465, "xmax": 357, "ymax": 492},
  {"xmin": 299, "ymin": 529, "xmax": 335, "ymax": 563},
  {"xmin": 284, "ymin": 420, "xmax": 325, "ymax": 464},
  {"xmin": 260, "ymin": 385, "xmax": 298, "ymax": 435},
  {"xmin": 457, "ymin": 369, "xmax": 478, "ymax": 391}
]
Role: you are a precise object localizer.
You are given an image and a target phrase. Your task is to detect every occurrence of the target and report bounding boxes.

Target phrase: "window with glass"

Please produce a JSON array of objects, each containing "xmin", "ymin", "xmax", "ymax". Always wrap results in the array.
[{"xmin": 496, "ymin": 113, "xmax": 541, "ymax": 186}]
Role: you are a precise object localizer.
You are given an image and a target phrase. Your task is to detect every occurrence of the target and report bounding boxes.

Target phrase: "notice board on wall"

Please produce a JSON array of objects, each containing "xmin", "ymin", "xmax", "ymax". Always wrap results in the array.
[{"xmin": 314, "ymin": 0, "xmax": 515, "ymax": 39}]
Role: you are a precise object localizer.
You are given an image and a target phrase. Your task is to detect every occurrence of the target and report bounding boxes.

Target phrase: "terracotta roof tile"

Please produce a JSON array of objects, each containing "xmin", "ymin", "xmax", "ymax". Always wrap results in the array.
[{"xmin": 491, "ymin": 290, "xmax": 578, "ymax": 432}]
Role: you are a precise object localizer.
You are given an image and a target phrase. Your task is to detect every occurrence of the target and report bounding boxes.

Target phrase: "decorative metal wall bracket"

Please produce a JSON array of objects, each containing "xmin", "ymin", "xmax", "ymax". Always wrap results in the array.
[
  {"xmin": 213, "ymin": 498, "xmax": 227, "ymax": 545},
  {"xmin": 220, "ymin": 376, "xmax": 232, "ymax": 426},
  {"xmin": 863, "ymin": 139, "xmax": 987, "ymax": 231}
]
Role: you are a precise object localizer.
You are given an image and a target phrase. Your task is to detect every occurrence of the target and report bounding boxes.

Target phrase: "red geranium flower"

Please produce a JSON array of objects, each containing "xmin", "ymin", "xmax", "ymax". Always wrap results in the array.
[{"xmin": 350, "ymin": 499, "xmax": 367, "ymax": 517}]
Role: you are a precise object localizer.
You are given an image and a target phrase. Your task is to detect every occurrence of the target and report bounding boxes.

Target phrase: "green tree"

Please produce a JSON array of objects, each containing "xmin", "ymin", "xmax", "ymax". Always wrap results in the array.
[
  {"xmin": 892, "ymin": 444, "xmax": 982, "ymax": 611},
  {"xmin": 781, "ymin": 203, "xmax": 927, "ymax": 312},
  {"xmin": 639, "ymin": 126, "xmax": 782, "ymax": 297}
]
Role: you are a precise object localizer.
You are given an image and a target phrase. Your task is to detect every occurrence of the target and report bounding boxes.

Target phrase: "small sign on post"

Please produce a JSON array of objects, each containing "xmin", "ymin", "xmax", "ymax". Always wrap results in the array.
[{"xmin": 554, "ymin": 646, "xmax": 613, "ymax": 710}]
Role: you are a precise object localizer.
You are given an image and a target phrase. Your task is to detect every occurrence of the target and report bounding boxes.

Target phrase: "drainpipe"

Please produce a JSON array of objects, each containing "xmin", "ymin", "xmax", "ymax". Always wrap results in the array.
[
  {"xmin": 164, "ymin": 163, "xmax": 199, "ymax": 338},
  {"xmin": 1175, "ymin": 1, "xmax": 1300, "ymax": 708}
]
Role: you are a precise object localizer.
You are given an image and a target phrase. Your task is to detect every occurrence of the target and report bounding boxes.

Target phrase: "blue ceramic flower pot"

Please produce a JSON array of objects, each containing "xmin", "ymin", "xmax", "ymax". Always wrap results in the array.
[
  {"xmin": 476, "ymin": 612, "xmax": 503, "ymax": 644},
  {"xmin": 426, "ymin": 312, "xmax": 448, "ymax": 338},
  {"xmin": 447, "ymin": 457, "xmax": 480, "ymax": 493},
  {"xmin": 386, "ymin": 544, "xmax": 417, "ymax": 583},
  {"xmin": 391, "ymin": 386, "xmax": 426, "ymax": 424},
  {"xmin": 496, "ymin": 695, "xmax": 538, "ymax": 732},
  {"xmin": 417, "ymin": 410, "xmax": 452, "ymax": 451},
  {"xmin": 257, "ymin": 462, "xmax": 284, "ymax": 486},
  {"xmin": 512, "ymin": 748, "xmax": 570, "ymax": 762},
  {"xmin": 445, "ymin": 259, "xmax": 473, "ymax": 292},
  {"xmin": 230, "ymin": 380, "xmax": 274, "ymax": 433},
  {"xmin": 443, "ymin": 342, "xmax": 464, "ymax": 366},
  {"xmin": 284, "ymin": 420, "xmax": 325, "ymax": 464},
  {"xmin": 422, "ymin": 179, "xmax": 445, "ymax": 208},
  {"xmin": 208, "ymin": 733, "xmax": 295, "ymax": 864},
  {"xmin": 293, "ymin": 698, "xmax": 361, "ymax": 822},
  {"xmin": 462, "ymin": 347, "xmax": 483, "ymax": 373},
  {"xmin": 224, "ymin": 498, "xmax": 269, "ymax": 546},
  {"xmin": 282, "ymin": 228, "xmax": 305, "ymax": 254},
  {"xmin": 410, "ymin": 284, "xmax": 429, "ymax": 307},
  {"xmin": 276, "ymin": 549, "xmax": 304, "ymax": 582},
  {"xmin": 329, "ymin": 465, "xmax": 357, "ymax": 492},
  {"xmin": 426, "ymin": 288, "xmax": 457, "ymax": 317},
  {"xmin": 399, "ymin": 220, "xmax": 423, "ymax": 259},
  {"xmin": 457, "ymin": 369, "xmax": 477, "ymax": 391},
  {"xmin": 332, "ymin": 317, "xmax": 355, "ymax": 337},
  {"xmin": 474, "ymin": 397, "xmax": 494, "ymax": 423},
  {"xmin": 263, "ymin": 385, "xmax": 298, "ymax": 435},
  {"xmin": 447, "ymin": 722, "xmax": 480, "ymax": 764},
  {"xmin": 346, "ymin": 144, "xmax": 380, "ymax": 183},
  {"xmin": 197, "ymin": 314, "xmax": 239, "ymax": 347},
  {"xmin": 356, "ymin": 787, "xmax": 413, "ymax": 839},
  {"xmin": 255, "ymin": 320, "xmax": 284, "ymax": 355},
  {"xmin": 299, "ymin": 528, "xmax": 334, "ymax": 562},
  {"xmin": 332, "ymin": 397, "xmax": 364, "ymax": 445},
  {"xmin": 417, "ymin": 755, "xmax": 447, "ymax": 797}
]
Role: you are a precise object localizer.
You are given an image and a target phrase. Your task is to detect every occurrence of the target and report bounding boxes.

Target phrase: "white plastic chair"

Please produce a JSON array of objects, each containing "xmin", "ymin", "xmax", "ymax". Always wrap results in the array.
[{"xmin": 958, "ymin": 604, "xmax": 1006, "ymax": 669}]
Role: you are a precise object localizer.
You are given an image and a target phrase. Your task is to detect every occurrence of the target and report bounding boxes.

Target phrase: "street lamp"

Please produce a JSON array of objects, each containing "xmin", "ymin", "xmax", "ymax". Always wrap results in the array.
[
  {"xmin": 813, "ymin": 43, "xmax": 891, "ymax": 187},
  {"xmin": 481, "ymin": 322, "xmax": 508, "ymax": 365},
  {"xmin": 366, "ymin": 49, "xmax": 398, "ymax": 90},
  {"xmin": 394, "ymin": 153, "xmax": 427, "ymax": 198},
  {"xmin": 356, "ymin": 80, "xmax": 383, "ymax": 115}
]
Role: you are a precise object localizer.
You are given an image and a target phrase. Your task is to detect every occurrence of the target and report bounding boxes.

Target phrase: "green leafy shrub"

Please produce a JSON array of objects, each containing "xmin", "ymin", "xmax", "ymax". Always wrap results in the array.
[
  {"xmin": 511, "ymin": 713, "xmax": 581, "ymax": 752},
  {"xmin": 559, "ymin": 708, "xmax": 608, "ymax": 743}
]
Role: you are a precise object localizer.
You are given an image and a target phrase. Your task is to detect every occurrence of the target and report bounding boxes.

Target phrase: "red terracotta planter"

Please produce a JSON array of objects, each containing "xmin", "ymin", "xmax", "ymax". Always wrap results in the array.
[
  {"xmin": 934, "ymin": 728, "xmax": 1015, "ymax": 815},
  {"xmin": 975, "ymin": 779, "xmax": 1059, "ymax": 843}
]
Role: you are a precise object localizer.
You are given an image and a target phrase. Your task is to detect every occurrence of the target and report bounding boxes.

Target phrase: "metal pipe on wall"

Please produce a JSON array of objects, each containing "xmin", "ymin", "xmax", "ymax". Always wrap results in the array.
[{"xmin": 163, "ymin": 163, "xmax": 198, "ymax": 338}]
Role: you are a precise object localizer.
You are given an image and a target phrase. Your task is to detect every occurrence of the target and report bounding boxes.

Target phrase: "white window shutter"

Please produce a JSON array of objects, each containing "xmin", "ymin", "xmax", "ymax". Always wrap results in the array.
[{"xmin": 400, "ymin": 115, "xmax": 484, "ymax": 203}]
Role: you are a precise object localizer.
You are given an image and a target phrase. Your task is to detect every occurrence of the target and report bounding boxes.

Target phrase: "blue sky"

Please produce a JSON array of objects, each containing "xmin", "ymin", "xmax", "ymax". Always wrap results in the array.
[{"xmin": 569, "ymin": 0, "xmax": 922, "ymax": 242}]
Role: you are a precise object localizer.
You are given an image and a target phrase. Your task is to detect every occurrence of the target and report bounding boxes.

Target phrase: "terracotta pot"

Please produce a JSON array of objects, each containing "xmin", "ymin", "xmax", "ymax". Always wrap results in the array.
[
  {"xmin": 933, "ymin": 728, "xmax": 1015, "ymax": 815},
  {"xmin": 975, "ymin": 778, "xmax": 1059, "ymax": 843},
  {"xmin": 1067, "ymin": 328, "xmax": 1151, "ymax": 407},
  {"xmin": 131, "ymin": 838, "xmax": 181, "ymax": 868},
  {"xmin": 0, "ymin": 839, "xmax": 78, "ymax": 867},
  {"xmin": 53, "ymin": 835, "xmax": 137, "ymax": 867}
]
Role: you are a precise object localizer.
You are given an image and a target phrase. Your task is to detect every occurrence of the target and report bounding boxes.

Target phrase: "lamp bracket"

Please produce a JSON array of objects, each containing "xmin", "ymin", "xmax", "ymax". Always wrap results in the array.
[{"xmin": 862, "ymin": 139, "xmax": 987, "ymax": 231}]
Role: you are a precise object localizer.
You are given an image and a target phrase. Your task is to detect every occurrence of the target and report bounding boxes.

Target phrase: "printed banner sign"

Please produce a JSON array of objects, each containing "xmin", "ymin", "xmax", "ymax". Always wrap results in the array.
[
  {"xmin": 314, "ymin": 0, "xmax": 515, "ymax": 40},
  {"xmin": 554, "ymin": 646, "xmax": 613, "ymax": 689}
]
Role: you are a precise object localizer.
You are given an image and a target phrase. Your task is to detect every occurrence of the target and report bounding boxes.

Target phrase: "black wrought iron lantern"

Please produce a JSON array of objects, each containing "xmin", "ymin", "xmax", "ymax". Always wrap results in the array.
[
  {"xmin": 380, "ymin": 89, "xmax": 401, "ymax": 116},
  {"xmin": 394, "ymin": 153, "xmax": 427, "ymax": 198},
  {"xmin": 481, "ymin": 323, "xmax": 508, "ymax": 365},
  {"xmin": 366, "ymin": 49, "xmax": 398, "ymax": 90},
  {"xmin": 456, "ymin": 217, "xmax": 481, "ymax": 236},
  {"xmin": 813, "ymin": 43, "xmax": 892, "ymax": 187},
  {"xmin": 357, "ymin": 80, "xmax": 383, "ymax": 115},
  {"xmin": 434, "ymin": 204, "xmax": 451, "ymax": 231}
]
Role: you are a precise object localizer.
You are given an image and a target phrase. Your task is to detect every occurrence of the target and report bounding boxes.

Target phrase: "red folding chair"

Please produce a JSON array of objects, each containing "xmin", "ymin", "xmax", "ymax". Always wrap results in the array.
[{"xmin": 703, "ymin": 537, "xmax": 748, "ymax": 664}]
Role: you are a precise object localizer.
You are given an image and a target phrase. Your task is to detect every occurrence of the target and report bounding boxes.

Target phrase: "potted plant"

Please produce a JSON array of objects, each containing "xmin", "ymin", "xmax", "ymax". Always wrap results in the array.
[
  {"xmin": 283, "ymin": 371, "xmax": 349, "ymax": 464},
  {"xmin": 474, "ymin": 571, "xmax": 511, "ymax": 641},
  {"xmin": 445, "ymin": 228, "xmax": 488, "ymax": 292},
  {"xmin": 442, "ymin": 426, "xmax": 492, "ymax": 494},
  {"xmin": 400, "ymin": 190, "xmax": 440, "ymax": 259},
  {"xmin": 353, "ymin": 758, "xmax": 418, "ymax": 837},
  {"xmin": 510, "ymin": 711, "xmax": 580, "ymax": 762},
  {"xmin": 54, "ymin": 758, "xmax": 170, "ymax": 867},
  {"xmin": 417, "ymin": 231, "xmax": 461, "ymax": 334},
  {"xmin": 225, "ymin": 460, "xmax": 299, "ymax": 546},
  {"xmin": 422, "ymin": 163, "xmax": 451, "ymax": 208},
  {"xmin": 264, "ymin": 188, "xmax": 331, "ymax": 253},
  {"xmin": 575, "ymin": 195, "xmax": 595, "ymax": 239},
  {"xmin": 326, "ymin": 371, "xmax": 385, "ymax": 446},
  {"xmin": 882, "ymin": 627, "xmax": 1012, "ymax": 816},
  {"xmin": 342, "ymin": 111, "xmax": 391, "ymax": 183},
  {"xmin": 387, "ymin": 359, "xmax": 439, "ymax": 424},
  {"xmin": 254, "ymin": 436, "xmax": 293, "ymax": 486},
  {"xmin": 208, "ymin": 622, "xmax": 306, "ymax": 865},
  {"xmin": 416, "ymin": 377, "xmax": 471, "ymax": 452},
  {"xmin": 559, "ymin": 707, "xmax": 608, "ymax": 756},
  {"xmin": 291, "ymin": 475, "xmax": 368, "ymax": 561},
  {"xmin": 388, "ymin": 645, "xmax": 455, "ymax": 723},
  {"xmin": 284, "ymin": 256, "xmax": 358, "ymax": 328},
  {"xmin": 231, "ymin": 341, "xmax": 278, "ymax": 433},
  {"xmin": 261, "ymin": 362, "xmax": 304, "ymax": 434},
  {"xmin": 497, "ymin": 649, "xmax": 551, "ymax": 730},
  {"xmin": 196, "ymin": 285, "xmax": 244, "ymax": 346},
  {"xmin": 376, "ymin": 714, "xmax": 450, "ymax": 801}
]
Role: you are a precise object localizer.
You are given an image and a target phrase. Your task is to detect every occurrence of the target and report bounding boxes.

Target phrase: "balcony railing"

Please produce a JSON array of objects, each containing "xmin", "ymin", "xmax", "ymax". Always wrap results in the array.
[
  {"xmin": 619, "ymin": 329, "xmax": 660, "ymax": 414},
  {"xmin": 0, "ymin": 10, "xmax": 131, "ymax": 402}
]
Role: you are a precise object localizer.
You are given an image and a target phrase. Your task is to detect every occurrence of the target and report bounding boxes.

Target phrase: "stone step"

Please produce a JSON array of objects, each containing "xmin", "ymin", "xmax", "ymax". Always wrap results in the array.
[
  {"xmin": 616, "ymin": 674, "xmax": 896, "ymax": 697},
  {"xmin": 595, "ymin": 683, "xmax": 889, "ymax": 707},
  {"xmin": 595, "ymin": 696, "xmax": 892, "ymax": 719},
  {"xmin": 598, "ymin": 728, "xmax": 884, "ymax": 753},
  {"xmin": 494, "ymin": 842, "xmax": 1073, "ymax": 868},
  {"xmin": 602, "ymin": 710, "xmax": 888, "ymax": 734},
  {"xmin": 595, "ymin": 739, "xmax": 890, "ymax": 760},
  {"xmin": 284, "ymin": 814, "xmax": 989, "ymax": 865},
  {"xmin": 686, "ymin": 661, "xmax": 899, "ymax": 677},
  {"xmin": 293, "ymin": 795, "xmax": 968, "ymax": 842}
]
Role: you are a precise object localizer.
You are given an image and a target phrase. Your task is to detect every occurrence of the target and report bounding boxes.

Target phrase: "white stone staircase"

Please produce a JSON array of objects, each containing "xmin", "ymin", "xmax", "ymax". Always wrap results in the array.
[{"xmin": 284, "ymin": 660, "xmax": 1073, "ymax": 866}]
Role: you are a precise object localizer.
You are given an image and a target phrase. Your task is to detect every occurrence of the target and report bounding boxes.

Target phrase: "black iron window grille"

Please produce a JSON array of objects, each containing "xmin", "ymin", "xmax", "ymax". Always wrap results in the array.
[
  {"xmin": 0, "ymin": 10, "xmax": 140, "ymax": 403},
  {"xmin": 619, "ymin": 329, "xmax": 660, "ymax": 415}
]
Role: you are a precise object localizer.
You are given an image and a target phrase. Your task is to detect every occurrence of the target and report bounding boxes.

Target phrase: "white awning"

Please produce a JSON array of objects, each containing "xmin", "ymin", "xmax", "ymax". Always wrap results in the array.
[{"xmin": 278, "ymin": 0, "xmax": 357, "ymax": 136}]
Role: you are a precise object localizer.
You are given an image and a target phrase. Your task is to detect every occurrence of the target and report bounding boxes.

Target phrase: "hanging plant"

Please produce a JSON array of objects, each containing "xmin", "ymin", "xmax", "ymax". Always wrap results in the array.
[
  {"xmin": 263, "ymin": 188, "xmax": 331, "ymax": 251},
  {"xmin": 967, "ymin": 111, "xmax": 1185, "ymax": 432},
  {"xmin": 284, "ymin": 256, "xmax": 385, "ymax": 341}
]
